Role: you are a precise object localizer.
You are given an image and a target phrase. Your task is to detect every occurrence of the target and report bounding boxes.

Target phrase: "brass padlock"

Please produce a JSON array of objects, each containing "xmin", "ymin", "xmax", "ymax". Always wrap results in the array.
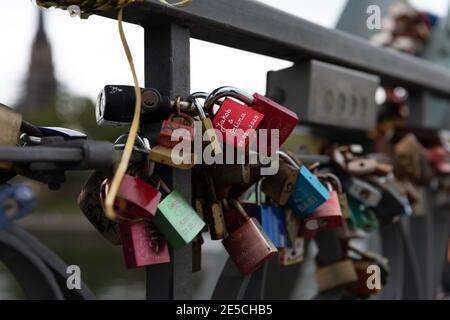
[
  {"xmin": 149, "ymin": 145, "xmax": 196, "ymax": 170},
  {"xmin": 191, "ymin": 93, "xmax": 222, "ymax": 156},
  {"xmin": 0, "ymin": 104, "xmax": 22, "ymax": 171},
  {"xmin": 393, "ymin": 134, "xmax": 432, "ymax": 184},
  {"xmin": 204, "ymin": 171, "xmax": 226, "ymax": 240},
  {"xmin": 315, "ymin": 260, "xmax": 358, "ymax": 293},
  {"xmin": 261, "ymin": 161, "xmax": 298, "ymax": 206}
]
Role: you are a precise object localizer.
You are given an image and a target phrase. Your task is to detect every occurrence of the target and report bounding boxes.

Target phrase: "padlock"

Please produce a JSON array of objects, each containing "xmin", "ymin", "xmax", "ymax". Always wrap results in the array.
[
  {"xmin": 347, "ymin": 196, "xmax": 379, "ymax": 232},
  {"xmin": 149, "ymin": 145, "xmax": 196, "ymax": 170},
  {"xmin": 209, "ymin": 164, "xmax": 251, "ymax": 186},
  {"xmin": 0, "ymin": 104, "xmax": 22, "ymax": 171},
  {"xmin": 190, "ymin": 93, "xmax": 222, "ymax": 156},
  {"xmin": 345, "ymin": 245, "xmax": 389, "ymax": 298},
  {"xmin": 78, "ymin": 171, "xmax": 121, "ymax": 245},
  {"xmin": 158, "ymin": 112, "xmax": 195, "ymax": 149},
  {"xmin": 284, "ymin": 207, "xmax": 301, "ymax": 247},
  {"xmin": 0, "ymin": 184, "xmax": 36, "ymax": 229},
  {"xmin": 303, "ymin": 177, "xmax": 343, "ymax": 239},
  {"xmin": 251, "ymin": 92, "xmax": 299, "ymax": 152},
  {"xmin": 327, "ymin": 173, "xmax": 351, "ymax": 220},
  {"xmin": 153, "ymin": 178, "xmax": 206, "ymax": 249},
  {"xmin": 342, "ymin": 176, "xmax": 382, "ymax": 208},
  {"xmin": 315, "ymin": 259, "xmax": 358, "ymax": 293},
  {"xmin": 261, "ymin": 160, "xmax": 298, "ymax": 206},
  {"xmin": 277, "ymin": 151, "xmax": 330, "ymax": 218},
  {"xmin": 368, "ymin": 175, "xmax": 412, "ymax": 224},
  {"xmin": 222, "ymin": 198, "xmax": 277, "ymax": 275},
  {"xmin": 244, "ymin": 182, "xmax": 288, "ymax": 248},
  {"xmin": 192, "ymin": 234, "xmax": 204, "ymax": 273},
  {"xmin": 102, "ymin": 174, "xmax": 162, "ymax": 220},
  {"xmin": 119, "ymin": 220, "xmax": 170, "ymax": 269},
  {"xmin": 279, "ymin": 237, "xmax": 305, "ymax": 267},
  {"xmin": 205, "ymin": 87, "xmax": 298, "ymax": 153},
  {"xmin": 96, "ymin": 85, "xmax": 173, "ymax": 127},
  {"xmin": 393, "ymin": 134, "xmax": 432, "ymax": 184},
  {"xmin": 402, "ymin": 181, "xmax": 426, "ymax": 216},
  {"xmin": 204, "ymin": 87, "xmax": 264, "ymax": 151},
  {"xmin": 204, "ymin": 171, "xmax": 227, "ymax": 240},
  {"xmin": 346, "ymin": 158, "xmax": 378, "ymax": 176}
]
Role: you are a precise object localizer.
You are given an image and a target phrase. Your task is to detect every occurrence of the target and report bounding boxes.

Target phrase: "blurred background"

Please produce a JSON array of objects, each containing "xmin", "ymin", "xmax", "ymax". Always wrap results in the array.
[{"xmin": 0, "ymin": 0, "xmax": 449, "ymax": 299}]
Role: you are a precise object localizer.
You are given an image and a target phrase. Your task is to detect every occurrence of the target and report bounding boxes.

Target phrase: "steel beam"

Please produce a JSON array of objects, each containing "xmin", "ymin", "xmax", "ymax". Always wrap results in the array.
[{"xmin": 99, "ymin": 0, "xmax": 450, "ymax": 98}]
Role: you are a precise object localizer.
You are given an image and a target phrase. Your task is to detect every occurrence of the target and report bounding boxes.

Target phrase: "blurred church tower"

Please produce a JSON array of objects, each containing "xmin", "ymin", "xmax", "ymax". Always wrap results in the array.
[{"xmin": 16, "ymin": 10, "xmax": 57, "ymax": 112}]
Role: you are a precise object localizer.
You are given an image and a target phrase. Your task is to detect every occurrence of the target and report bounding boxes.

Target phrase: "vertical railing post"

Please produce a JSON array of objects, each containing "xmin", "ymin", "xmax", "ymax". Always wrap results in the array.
[{"xmin": 142, "ymin": 22, "xmax": 192, "ymax": 300}]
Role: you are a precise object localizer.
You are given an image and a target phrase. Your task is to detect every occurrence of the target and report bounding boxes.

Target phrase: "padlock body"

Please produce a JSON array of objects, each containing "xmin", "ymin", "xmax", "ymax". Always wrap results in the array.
[
  {"xmin": 202, "ymin": 118, "xmax": 223, "ymax": 156},
  {"xmin": 222, "ymin": 218, "xmax": 277, "ymax": 275},
  {"xmin": 348, "ymin": 196, "xmax": 379, "ymax": 232},
  {"xmin": 149, "ymin": 146, "xmax": 196, "ymax": 170},
  {"xmin": 159, "ymin": 119, "xmax": 194, "ymax": 149},
  {"xmin": 115, "ymin": 174, "xmax": 161, "ymax": 220},
  {"xmin": 212, "ymin": 98, "xmax": 264, "ymax": 150},
  {"xmin": 155, "ymin": 191, "xmax": 206, "ymax": 249},
  {"xmin": 78, "ymin": 171, "xmax": 121, "ymax": 245},
  {"xmin": 251, "ymin": 93, "xmax": 298, "ymax": 153},
  {"xmin": 246, "ymin": 204, "xmax": 288, "ymax": 248},
  {"xmin": 288, "ymin": 166, "xmax": 330, "ymax": 218},
  {"xmin": 210, "ymin": 164, "xmax": 251, "ymax": 186},
  {"xmin": 119, "ymin": 221, "xmax": 170, "ymax": 268},
  {"xmin": 207, "ymin": 201, "xmax": 226, "ymax": 240},
  {"xmin": 303, "ymin": 190, "xmax": 343, "ymax": 239},
  {"xmin": 279, "ymin": 237, "xmax": 305, "ymax": 266},
  {"xmin": 261, "ymin": 164, "xmax": 298, "ymax": 206}
]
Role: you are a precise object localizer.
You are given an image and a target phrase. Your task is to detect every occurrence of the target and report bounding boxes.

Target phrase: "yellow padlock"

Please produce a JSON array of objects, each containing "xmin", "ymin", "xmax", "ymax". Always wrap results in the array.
[{"xmin": 149, "ymin": 145, "xmax": 196, "ymax": 170}]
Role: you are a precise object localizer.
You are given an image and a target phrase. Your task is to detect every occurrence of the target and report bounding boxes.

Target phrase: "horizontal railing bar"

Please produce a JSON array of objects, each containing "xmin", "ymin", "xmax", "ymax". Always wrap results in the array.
[{"xmin": 100, "ymin": 0, "xmax": 450, "ymax": 98}]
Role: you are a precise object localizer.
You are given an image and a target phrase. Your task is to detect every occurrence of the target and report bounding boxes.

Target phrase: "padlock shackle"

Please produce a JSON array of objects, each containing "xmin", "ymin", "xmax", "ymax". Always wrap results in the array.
[
  {"xmin": 227, "ymin": 198, "xmax": 250, "ymax": 220},
  {"xmin": 324, "ymin": 173, "xmax": 343, "ymax": 193},
  {"xmin": 204, "ymin": 86, "xmax": 254, "ymax": 113},
  {"xmin": 276, "ymin": 150, "xmax": 300, "ymax": 170},
  {"xmin": 255, "ymin": 180, "xmax": 262, "ymax": 206}
]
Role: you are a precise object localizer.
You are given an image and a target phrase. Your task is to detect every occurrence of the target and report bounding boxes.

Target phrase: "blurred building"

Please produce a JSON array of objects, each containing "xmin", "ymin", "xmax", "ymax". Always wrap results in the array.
[{"xmin": 16, "ymin": 10, "xmax": 57, "ymax": 112}]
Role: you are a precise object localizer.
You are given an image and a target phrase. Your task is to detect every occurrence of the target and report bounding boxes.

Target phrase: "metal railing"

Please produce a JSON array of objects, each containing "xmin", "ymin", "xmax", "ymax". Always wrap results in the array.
[{"xmin": 94, "ymin": 0, "xmax": 450, "ymax": 300}]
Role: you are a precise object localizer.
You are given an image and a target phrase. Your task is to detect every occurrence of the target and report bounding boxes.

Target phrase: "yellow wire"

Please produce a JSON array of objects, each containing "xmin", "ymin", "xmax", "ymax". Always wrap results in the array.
[{"xmin": 104, "ymin": 6, "xmax": 142, "ymax": 221}]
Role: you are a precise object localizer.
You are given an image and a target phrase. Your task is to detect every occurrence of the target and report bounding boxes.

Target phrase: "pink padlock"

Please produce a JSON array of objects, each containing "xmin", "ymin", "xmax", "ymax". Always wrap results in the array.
[
  {"xmin": 119, "ymin": 220, "xmax": 170, "ymax": 268},
  {"xmin": 302, "ymin": 185, "xmax": 343, "ymax": 239}
]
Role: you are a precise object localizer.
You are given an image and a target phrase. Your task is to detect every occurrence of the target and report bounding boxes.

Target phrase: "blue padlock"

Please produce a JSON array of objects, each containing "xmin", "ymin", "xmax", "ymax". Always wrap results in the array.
[
  {"xmin": 0, "ymin": 184, "xmax": 36, "ymax": 229},
  {"xmin": 278, "ymin": 151, "xmax": 330, "ymax": 219},
  {"xmin": 244, "ymin": 182, "xmax": 288, "ymax": 248}
]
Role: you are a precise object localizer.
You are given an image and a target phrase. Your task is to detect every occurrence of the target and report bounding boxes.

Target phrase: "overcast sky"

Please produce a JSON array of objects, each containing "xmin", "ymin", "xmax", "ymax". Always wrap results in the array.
[{"xmin": 0, "ymin": 1, "xmax": 449, "ymax": 107}]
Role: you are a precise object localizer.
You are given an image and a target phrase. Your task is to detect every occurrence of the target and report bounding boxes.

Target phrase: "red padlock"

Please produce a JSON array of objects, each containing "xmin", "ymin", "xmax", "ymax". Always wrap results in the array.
[
  {"xmin": 119, "ymin": 220, "xmax": 170, "ymax": 268},
  {"xmin": 103, "ymin": 174, "xmax": 162, "ymax": 220},
  {"xmin": 205, "ymin": 87, "xmax": 298, "ymax": 154},
  {"xmin": 212, "ymin": 98, "xmax": 264, "ymax": 150},
  {"xmin": 251, "ymin": 93, "xmax": 299, "ymax": 153},
  {"xmin": 302, "ymin": 179, "xmax": 343, "ymax": 239},
  {"xmin": 159, "ymin": 113, "xmax": 195, "ymax": 149}
]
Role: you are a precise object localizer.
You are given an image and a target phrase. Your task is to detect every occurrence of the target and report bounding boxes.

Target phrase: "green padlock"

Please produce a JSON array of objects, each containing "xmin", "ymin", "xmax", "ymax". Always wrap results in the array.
[
  {"xmin": 154, "ymin": 184, "xmax": 206, "ymax": 249},
  {"xmin": 347, "ymin": 196, "xmax": 379, "ymax": 233}
]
